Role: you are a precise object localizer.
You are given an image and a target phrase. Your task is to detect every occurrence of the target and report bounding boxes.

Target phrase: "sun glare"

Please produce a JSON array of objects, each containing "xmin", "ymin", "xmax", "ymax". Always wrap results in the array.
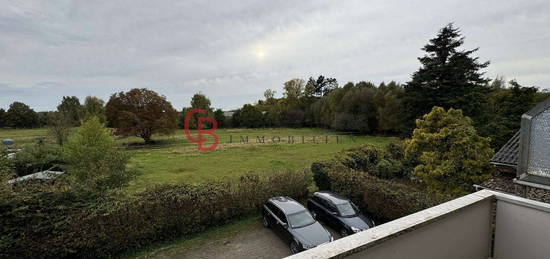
[{"xmin": 256, "ymin": 49, "xmax": 266, "ymax": 59}]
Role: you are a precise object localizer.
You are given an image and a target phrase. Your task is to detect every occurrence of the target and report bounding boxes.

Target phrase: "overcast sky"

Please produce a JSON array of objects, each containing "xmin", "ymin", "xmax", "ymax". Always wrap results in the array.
[{"xmin": 1, "ymin": 0, "xmax": 550, "ymax": 111}]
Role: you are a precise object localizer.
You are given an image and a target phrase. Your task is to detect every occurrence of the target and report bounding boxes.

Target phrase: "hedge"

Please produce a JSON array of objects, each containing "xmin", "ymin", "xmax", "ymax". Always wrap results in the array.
[
  {"xmin": 0, "ymin": 170, "xmax": 311, "ymax": 258},
  {"xmin": 312, "ymin": 160, "xmax": 450, "ymax": 222}
]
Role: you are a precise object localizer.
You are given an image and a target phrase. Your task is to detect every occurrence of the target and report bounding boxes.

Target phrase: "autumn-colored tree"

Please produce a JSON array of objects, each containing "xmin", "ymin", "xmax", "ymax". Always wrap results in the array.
[
  {"xmin": 404, "ymin": 107, "xmax": 493, "ymax": 195},
  {"xmin": 105, "ymin": 88, "xmax": 178, "ymax": 143}
]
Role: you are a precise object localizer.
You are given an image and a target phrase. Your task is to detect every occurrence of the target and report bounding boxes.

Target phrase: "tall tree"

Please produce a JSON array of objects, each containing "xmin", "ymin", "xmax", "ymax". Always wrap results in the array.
[
  {"xmin": 332, "ymin": 85, "xmax": 377, "ymax": 133},
  {"xmin": 185, "ymin": 93, "xmax": 214, "ymax": 129},
  {"xmin": 376, "ymin": 82, "xmax": 405, "ymax": 133},
  {"xmin": 213, "ymin": 109, "xmax": 226, "ymax": 128},
  {"xmin": 263, "ymin": 89, "xmax": 276, "ymax": 101},
  {"xmin": 480, "ymin": 80, "xmax": 538, "ymax": 148},
  {"xmin": 5, "ymin": 102, "xmax": 39, "ymax": 128},
  {"xmin": 57, "ymin": 96, "xmax": 82, "ymax": 126},
  {"xmin": 190, "ymin": 93, "xmax": 212, "ymax": 110},
  {"xmin": 82, "ymin": 96, "xmax": 106, "ymax": 123},
  {"xmin": 239, "ymin": 104, "xmax": 263, "ymax": 128},
  {"xmin": 47, "ymin": 112, "xmax": 72, "ymax": 146},
  {"xmin": 403, "ymin": 24, "xmax": 490, "ymax": 133},
  {"xmin": 105, "ymin": 88, "xmax": 178, "ymax": 143},
  {"xmin": 0, "ymin": 108, "xmax": 5, "ymax": 128},
  {"xmin": 283, "ymin": 79, "xmax": 305, "ymax": 101},
  {"xmin": 305, "ymin": 75, "xmax": 338, "ymax": 97}
]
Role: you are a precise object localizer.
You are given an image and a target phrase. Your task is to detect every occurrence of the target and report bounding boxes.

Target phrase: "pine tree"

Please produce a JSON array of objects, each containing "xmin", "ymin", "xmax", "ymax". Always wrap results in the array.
[{"xmin": 403, "ymin": 24, "xmax": 490, "ymax": 133}]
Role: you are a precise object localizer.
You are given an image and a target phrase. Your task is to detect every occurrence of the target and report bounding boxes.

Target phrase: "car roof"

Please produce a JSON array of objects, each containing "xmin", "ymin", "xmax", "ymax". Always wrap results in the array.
[
  {"xmin": 314, "ymin": 191, "xmax": 350, "ymax": 205},
  {"xmin": 268, "ymin": 196, "xmax": 306, "ymax": 214}
]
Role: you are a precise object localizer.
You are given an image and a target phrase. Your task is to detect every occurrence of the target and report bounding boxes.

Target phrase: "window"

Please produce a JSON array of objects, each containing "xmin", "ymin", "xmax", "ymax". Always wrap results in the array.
[
  {"xmin": 266, "ymin": 202, "xmax": 278, "ymax": 214},
  {"xmin": 336, "ymin": 202, "xmax": 359, "ymax": 217},
  {"xmin": 325, "ymin": 202, "xmax": 337, "ymax": 213},
  {"xmin": 287, "ymin": 210, "xmax": 315, "ymax": 228},
  {"xmin": 276, "ymin": 209, "xmax": 287, "ymax": 224},
  {"xmin": 313, "ymin": 196, "xmax": 324, "ymax": 204},
  {"xmin": 526, "ymin": 108, "xmax": 550, "ymax": 177}
]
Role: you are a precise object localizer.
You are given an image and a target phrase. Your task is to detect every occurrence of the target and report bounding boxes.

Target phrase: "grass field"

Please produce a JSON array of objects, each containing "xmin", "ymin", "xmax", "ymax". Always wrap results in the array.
[{"xmin": 0, "ymin": 128, "xmax": 396, "ymax": 191}]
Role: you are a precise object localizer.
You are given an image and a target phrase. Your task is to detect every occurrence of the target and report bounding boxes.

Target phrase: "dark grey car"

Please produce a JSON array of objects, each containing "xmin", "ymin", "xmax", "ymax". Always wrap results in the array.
[
  {"xmin": 307, "ymin": 191, "xmax": 375, "ymax": 237},
  {"xmin": 262, "ymin": 196, "xmax": 333, "ymax": 254}
]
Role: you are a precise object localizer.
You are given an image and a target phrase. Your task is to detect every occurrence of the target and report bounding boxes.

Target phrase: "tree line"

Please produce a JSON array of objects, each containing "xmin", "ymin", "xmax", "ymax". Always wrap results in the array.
[
  {"xmin": 227, "ymin": 23, "xmax": 550, "ymax": 148},
  {"xmin": 1, "ymin": 24, "xmax": 548, "ymax": 148}
]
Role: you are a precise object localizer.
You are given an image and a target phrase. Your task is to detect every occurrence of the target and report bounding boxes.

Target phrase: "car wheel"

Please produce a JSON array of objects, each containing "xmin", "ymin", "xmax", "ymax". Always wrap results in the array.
[
  {"xmin": 262, "ymin": 215, "xmax": 270, "ymax": 228},
  {"xmin": 340, "ymin": 229, "xmax": 349, "ymax": 237},
  {"xmin": 290, "ymin": 241, "xmax": 301, "ymax": 254}
]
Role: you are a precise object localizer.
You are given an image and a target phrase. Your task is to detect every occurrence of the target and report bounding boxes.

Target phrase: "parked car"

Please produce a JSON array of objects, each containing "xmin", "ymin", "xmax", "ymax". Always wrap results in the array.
[
  {"xmin": 262, "ymin": 196, "xmax": 333, "ymax": 254},
  {"xmin": 307, "ymin": 191, "xmax": 375, "ymax": 237}
]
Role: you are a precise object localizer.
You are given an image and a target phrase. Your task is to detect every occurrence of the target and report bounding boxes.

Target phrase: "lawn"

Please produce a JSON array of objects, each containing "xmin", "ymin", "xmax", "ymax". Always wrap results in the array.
[{"xmin": 0, "ymin": 127, "xmax": 396, "ymax": 192}]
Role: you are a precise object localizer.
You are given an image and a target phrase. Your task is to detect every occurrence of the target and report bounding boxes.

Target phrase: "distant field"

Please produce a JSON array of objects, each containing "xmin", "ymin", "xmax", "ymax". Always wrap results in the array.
[{"xmin": 0, "ymin": 128, "xmax": 396, "ymax": 192}]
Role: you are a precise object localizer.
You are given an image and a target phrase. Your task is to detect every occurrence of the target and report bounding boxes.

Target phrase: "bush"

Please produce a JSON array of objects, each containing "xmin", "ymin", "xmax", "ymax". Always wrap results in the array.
[
  {"xmin": 318, "ymin": 165, "xmax": 449, "ymax": 221},
  {"xmin": 311, "ymin": 161, "xmax": 336, "ymax": 190},
  {"xmin": 0, "ymin": 170, "xmax": 311, "ymax": 258},
  {"xmin": 375, "ymin": 158, "xmax": 403, "ymax": 179},
  {"xmin": 405, "ymin": 107, "xmax": 494, "ymax": 195},
  {"xmin": 63, "ymin": 117, "xmax": 134, "ymax": 192},
  {"xmin": 339, "ymin": 145, "xmax": 381, "ymax": 173},
  {"xmin": 0, "ymin": 149, "xmax": 14, "ymax": 195},
  {"xmin": 12, "ymin": 143, "xmax": 64, "ymax": 176},
  {"xmin": 334, "ymin": 143, "xmax": 406, "ymax": 179}
]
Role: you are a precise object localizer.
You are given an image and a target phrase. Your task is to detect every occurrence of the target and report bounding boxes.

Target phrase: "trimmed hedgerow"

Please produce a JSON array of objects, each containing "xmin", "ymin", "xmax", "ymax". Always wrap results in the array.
[
  {"xmin": 0, "ymin": 170, "xmax": 311, "ymax": 258},
  {"xmin": 312, "ymin": 154, "xmax": 450, "ymax": 222},
  {"xmin": 336, "ymin": 143, "xmax": 409, "ymax": 180}
]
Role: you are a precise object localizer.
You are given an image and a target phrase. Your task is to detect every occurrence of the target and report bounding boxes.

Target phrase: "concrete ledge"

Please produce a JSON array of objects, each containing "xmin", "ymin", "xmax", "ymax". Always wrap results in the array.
[{"xmin": 284, "ymin": 190, "xmax": 495, "ymax": 259}]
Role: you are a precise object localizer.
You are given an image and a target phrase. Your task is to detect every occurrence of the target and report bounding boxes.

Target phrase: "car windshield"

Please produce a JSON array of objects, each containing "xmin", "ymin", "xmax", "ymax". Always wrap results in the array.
[
  {"xmin": 287, "ymin": 210, "xmax": 315, "ymax": 228},
  {"xmin": 336, "ymin": 202, "xmax": 358, "ymax": 217}
]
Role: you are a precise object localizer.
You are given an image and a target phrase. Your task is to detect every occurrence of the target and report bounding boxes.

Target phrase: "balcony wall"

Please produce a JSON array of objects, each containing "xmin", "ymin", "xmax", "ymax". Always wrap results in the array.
[
  {"xmin": 285, "ymin": 190, "xmax": 550, "ymax": 259},
  {"xmin": 494, "ymin": 194, "xmax": 550, "ymax": 259}
]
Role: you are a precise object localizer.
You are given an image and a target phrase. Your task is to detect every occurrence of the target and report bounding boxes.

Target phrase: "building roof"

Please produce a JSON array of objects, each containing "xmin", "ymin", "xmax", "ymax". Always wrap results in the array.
[
  {"xmin": 524, "ymin": 96, "xmax": 550, "ymax": 117},
  {"xmin": 490, "ymin": 131, "xmax": 520, "ymax": 168}
]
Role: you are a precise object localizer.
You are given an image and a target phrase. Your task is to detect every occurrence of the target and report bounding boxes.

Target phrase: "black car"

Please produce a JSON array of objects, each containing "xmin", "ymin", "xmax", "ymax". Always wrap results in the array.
[
  {"xmin": 262, "ymin": 196, "xmax": 333, "ymax": 254},
  {"xmin": 307, "ymin": 191, "xmax": 375, "ymax": 237}
]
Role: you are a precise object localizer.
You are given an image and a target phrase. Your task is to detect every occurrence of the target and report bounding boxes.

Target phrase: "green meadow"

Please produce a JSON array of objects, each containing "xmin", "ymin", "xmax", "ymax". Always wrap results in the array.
[{"xmin": 0, "ymin": 128, "xmax": 396, "ymax": 192}]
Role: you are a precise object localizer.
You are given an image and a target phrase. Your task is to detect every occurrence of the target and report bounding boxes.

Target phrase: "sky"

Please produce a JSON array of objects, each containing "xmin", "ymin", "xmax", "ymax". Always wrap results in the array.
[{"xmin": 1, "ymin": 0, "xmax": 550, "ymax": 112}]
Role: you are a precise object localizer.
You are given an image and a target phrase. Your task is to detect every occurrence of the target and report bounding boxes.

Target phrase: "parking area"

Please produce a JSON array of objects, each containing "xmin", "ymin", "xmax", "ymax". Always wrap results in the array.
[{"xmin": 141, "ymin": 219, "xmax": 340, "ymax": 259}]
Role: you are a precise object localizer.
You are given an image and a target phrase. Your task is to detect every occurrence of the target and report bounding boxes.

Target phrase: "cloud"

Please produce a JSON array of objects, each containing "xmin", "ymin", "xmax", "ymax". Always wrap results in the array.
[{"xmin": 1, "ymin": 0, "xmax": 549, "ymax": 111}]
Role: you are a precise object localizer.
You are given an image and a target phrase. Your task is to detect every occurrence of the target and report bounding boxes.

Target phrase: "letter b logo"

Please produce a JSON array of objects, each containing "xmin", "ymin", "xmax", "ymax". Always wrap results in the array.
[{"xmin": 184, "ymin": 109, "xmax": 218, "ymax": 151}]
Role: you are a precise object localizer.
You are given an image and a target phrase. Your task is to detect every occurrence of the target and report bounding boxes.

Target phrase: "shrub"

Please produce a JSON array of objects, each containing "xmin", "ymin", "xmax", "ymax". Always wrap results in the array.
[
  {"xmin": 0, "ymin": 170, "xmax": 311, "ymax": 258},
  {"xmin": 375, "ymin": 158, "xmax": 403, "ymax": 179},
  {"xmin": 405, "ymin": 107, "xmax": 494, "ymax": 195},
  {"xmin": 0, "ymin": 149, "xmax": 14, "ymax": 195},
  {"xmin": 12, "ymin": 143, "xmax": 64, "ymax": 176},
  {"xmin": 311, "ymin": 161, "xmax": 336, "ymax": 190},
  {"xmin": 335, "ymin": 143, "xmax": 406, "ymax": 179},
  {"xmin": 322, "ymin": 166, "xmax": 449, "ymax": 221},
  {"xmin": 339, "ymin": 145, "xmax": 381, "ymax": 173},
  {"xmin": 63, "ymin": 117, "xmax": 135, "ymax": 192}
]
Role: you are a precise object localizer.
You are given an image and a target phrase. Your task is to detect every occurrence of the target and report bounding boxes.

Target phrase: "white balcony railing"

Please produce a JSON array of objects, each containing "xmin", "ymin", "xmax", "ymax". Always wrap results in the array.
[{"xmin": 285, "ymin": 190, "xmax": 550, "ymax": 259}]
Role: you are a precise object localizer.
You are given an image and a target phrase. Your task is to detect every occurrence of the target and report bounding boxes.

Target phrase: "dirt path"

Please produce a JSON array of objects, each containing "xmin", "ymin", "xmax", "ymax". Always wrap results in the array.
[
  {"xmin": 139, "ymin": 219, "xmax": 339, "ymax": 259},
  {"xmin": 141, "ymin": 220, "xmax": 291, "ymax": 259}
]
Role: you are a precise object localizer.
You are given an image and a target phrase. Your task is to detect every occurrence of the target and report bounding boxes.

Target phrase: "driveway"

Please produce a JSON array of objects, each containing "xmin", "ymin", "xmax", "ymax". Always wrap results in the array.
[{"xmin": 139, "ymin": 219, "xmax": 339, "ymax": 259}]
